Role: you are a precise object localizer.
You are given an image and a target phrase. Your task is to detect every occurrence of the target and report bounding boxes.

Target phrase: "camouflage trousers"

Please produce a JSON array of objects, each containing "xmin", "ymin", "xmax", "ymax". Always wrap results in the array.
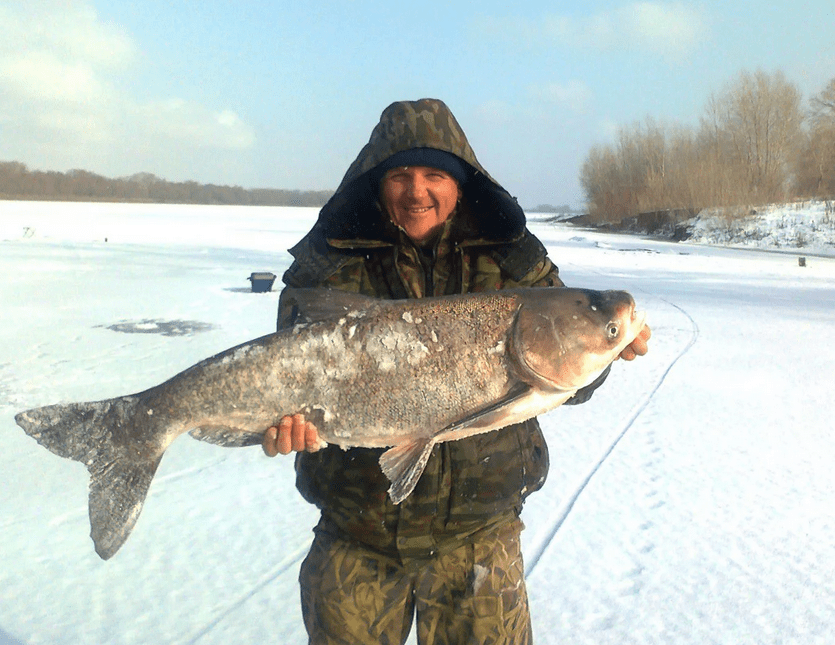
[{"xmin": 298, "ymin": 519, "xmax": 532, "ymax": 645}]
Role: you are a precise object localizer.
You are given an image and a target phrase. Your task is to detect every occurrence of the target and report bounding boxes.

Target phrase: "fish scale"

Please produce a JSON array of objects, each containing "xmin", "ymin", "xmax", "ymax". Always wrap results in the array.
[{"xmin": 14, "ymin": 286, "xmax": 645, "ymax": 559}]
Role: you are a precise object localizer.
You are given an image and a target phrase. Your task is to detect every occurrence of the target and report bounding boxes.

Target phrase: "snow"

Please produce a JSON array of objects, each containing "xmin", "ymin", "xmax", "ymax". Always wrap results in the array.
[
  {"xmin": 2, "ymin": 201, "xmax": 834, "ymax": 644},
  {"xmin": 687, "ymin": 200, "xmax": 835, "ymax": 256}
]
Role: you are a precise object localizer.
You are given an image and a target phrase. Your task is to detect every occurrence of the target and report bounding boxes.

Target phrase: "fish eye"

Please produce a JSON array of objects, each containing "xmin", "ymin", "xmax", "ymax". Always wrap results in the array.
[{"xmin": 606, "ymin": 323, "xmax": 620, "ymax": 339}]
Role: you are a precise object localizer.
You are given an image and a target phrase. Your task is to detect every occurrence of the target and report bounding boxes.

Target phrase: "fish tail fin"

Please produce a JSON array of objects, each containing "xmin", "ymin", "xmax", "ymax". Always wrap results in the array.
[
  {"xmin": 15, "ymin": 396, "xmax": 161, "ymax": 559},
  {"xmin": 88, "ymin": 453, "xmax": 162, "ymax": 560},
  {"xmin": 379, "ymin": 438, "xmax": 436, "ymax": 504}
]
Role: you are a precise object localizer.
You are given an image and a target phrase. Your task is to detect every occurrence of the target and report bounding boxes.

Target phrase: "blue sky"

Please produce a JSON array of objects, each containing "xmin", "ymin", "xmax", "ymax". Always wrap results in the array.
[{"xmin": 2, "ymin": 1, "xmax": 834, "ymax": 207}]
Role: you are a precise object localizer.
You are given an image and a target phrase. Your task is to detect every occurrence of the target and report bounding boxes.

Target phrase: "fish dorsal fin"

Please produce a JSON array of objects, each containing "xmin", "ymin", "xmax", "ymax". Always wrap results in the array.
[
  {"xmin": 378, "ymin": 437, "xmax": 436, "ymax": 504},
  {"xmin": 280, "ymin": 288, "xmax": 384, "ymax": 324}
]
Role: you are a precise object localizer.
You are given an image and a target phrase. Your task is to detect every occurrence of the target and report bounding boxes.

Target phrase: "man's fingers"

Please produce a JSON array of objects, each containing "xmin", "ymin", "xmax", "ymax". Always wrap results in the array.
[
  {"xmin": 305, "ymin": 422, "xmax": 322, "ymax": 452},
  {"xmin": 290, "ymin": 414, "xmax": 307, "ymax": 452},
  {"xmin": 277, "ymin": 416, "xmax": 294, "ymax": 455},
  {"xmin": 632, "ymin": 325, "xmax": 651, "ymax": 356},
  {"xmin": 262, "ymin": 426, "xmax": 279, "ymax": 457},
  {"xmin": 618, "ymin": 324, "xmax": 651, "ymax": 361},
  {"xmin": 264, "ymin": 414, "xmax": 323, "ymax": 456}
]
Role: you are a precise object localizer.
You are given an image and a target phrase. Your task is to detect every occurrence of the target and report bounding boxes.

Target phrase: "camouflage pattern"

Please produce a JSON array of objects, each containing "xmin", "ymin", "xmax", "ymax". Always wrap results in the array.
[
  {"xmin": 299, "ymin": 518, "xmax": 531, "ymax": 645},
  {"xmin": 280, "ymin": 98, "xmax": 577, "ymax": 643},
  {"xmin": 334, "ymin": 98, "xmax": 496, "ymax": 195},
  {"xmin": 281, "ymin": 216, "xmax": 561, "ymax": 562}
]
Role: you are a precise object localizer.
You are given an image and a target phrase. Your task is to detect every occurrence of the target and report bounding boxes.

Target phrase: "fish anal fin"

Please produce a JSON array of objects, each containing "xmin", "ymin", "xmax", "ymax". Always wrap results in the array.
[
  {"xmin": 88, "ymin": 455, "xmax": 163, "ymax": 560},
  {"xmin": 189, "ymin": 426, "xmax": 264, "ymax": 447},
  {"xmin": 379, "ymin": 438, "xmax": 435, "ymax": 504}
]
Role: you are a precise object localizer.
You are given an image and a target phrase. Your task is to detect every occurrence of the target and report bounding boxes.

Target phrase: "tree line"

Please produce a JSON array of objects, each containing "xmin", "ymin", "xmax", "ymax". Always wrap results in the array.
[
  {"xmin": 0, "ymin": 163, "xmax": 334, "ymax": 207},
  {"xmin": 581, "ymin": 71, "xmax": 835, "ymax": 223}
]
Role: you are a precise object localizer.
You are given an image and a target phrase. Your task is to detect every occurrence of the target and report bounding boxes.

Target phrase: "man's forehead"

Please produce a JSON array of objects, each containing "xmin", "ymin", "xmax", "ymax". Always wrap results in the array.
[{"xmin": 383, "ymin": 165, "xmax": 452, "ymax": 177}]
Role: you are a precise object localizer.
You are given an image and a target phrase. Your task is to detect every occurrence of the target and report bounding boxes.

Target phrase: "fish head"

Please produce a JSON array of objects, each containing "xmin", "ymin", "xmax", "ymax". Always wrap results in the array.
[{"xmin": 510, "ymin": 288, "xmax": 647, "ymax": 391}]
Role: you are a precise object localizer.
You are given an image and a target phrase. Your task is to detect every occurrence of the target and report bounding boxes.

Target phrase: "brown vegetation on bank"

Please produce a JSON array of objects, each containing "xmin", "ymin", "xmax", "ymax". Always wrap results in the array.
[
  {"xmin": 581, "ymin": 71, "xmax": 835, "ymax": 224},
  {"xmin": 0, "ymin": 164, "xmax": 333, "ymax": 207}
]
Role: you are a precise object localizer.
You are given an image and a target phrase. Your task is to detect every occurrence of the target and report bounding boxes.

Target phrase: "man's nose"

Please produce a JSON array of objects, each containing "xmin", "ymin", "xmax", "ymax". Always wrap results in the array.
[{"xmin": 405, "ymin": 177, "xmax": 429, "ymax": 198}]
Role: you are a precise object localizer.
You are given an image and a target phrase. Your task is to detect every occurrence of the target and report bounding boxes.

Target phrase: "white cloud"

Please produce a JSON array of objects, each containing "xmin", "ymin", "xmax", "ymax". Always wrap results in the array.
[
  {"xmin": 605, "ymin": 2, "xmax": 705, "ymax": 55},
  {"xmin": 0, "ymin": 2, "xmax": 136, "ymax": 75},
  {"xmin": 597, "ymin": 118, "xmax": 622, "ymax": 142},
  {"xmin": 531, "ymin": 81, "xmax": 594, "ymax": 114},
  {"xmin": 475, "ymin": 2, "xmax": 706, "ymax": 58},
  {"xmin": 2, "ymin": 51, "xmax": 107, "ymax": 104},
  {"xmin": 473, "ymin": 99, "xmax": 515, "ymax": 126},
  {"xmin": 562, "ymin": 2, "xmax": 707, "ymax": 55},
  {"xmin": 131, "ymin": 100, "xmax": 256, "ymax": 151},
  {"xmin": 0, "ymin": 1, "xmax": 255, "ymax": 178}
]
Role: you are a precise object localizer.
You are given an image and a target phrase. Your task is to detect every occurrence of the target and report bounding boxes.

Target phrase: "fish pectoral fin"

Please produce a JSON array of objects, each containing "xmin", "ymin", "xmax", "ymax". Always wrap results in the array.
[
  {"xmin": 189, "ymin": 426, "xmax": 264, "ymax": 447},
  {"xmin": 379, "ymin": 438, "xmax": 436, "ymax": 505},
  {"xmin": 439, "ymin": 382, "xmax": 534, "ymax": 438}
]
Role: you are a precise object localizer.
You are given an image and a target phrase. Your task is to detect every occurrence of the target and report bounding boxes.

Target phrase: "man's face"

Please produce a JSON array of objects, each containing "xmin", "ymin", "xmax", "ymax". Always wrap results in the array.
[{"xmin": 379, "ymin": 165, "xmax": 461, "ymax": 243}]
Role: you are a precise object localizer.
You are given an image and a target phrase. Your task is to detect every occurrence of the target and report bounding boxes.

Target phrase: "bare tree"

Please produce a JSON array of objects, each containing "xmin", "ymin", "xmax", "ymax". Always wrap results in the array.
[
  {"xmin": 581, "ymin": 144, "xmax": 623, "ymax": 222},
  {"xmin": 708, "ymin": 70, "xmax": 803, "ymax": 203},
  {"xmin": 810, "ymin": 78, "xmax": 835, "ymax": 119},
  {"xmin": 579, "ymin": 69, "xmax": 831, "ymax": 222},
  {"xmin": 797, "ymin": 78, "xmax": 835, "ymax": 197},
  {"xmin": 699, "ymin": 93, "xmax": 745, "ymax": 205}
]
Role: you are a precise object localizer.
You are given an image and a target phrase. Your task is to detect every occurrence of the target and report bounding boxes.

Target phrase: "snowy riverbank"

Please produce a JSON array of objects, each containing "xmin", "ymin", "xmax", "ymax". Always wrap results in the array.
[
  {"xmin": 2, "ymin": 200, "xmax": 834, "ymax": 644},
  {"xmin": 688, "ymin": 200, "xmax": 835, "ymax": 256}
]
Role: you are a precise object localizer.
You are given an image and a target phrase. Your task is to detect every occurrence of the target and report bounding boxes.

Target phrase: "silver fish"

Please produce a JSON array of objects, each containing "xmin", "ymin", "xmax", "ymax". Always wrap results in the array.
[{"xmin": 15, "ymin": 287, "xmax": 646, "ymax": 559}]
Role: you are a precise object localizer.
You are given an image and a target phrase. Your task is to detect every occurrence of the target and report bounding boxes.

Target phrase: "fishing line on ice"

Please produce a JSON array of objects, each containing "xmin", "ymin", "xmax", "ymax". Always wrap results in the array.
[{"xmin": 525, "ymin": 288, "xmax": 699, "ymax": 575}]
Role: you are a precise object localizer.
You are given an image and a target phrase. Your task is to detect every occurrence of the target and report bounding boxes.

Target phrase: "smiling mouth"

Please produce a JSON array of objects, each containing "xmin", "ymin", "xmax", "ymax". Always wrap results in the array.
[{"xmin": 403, "ymin": 206, "xmax": 433, "ymax": 214}]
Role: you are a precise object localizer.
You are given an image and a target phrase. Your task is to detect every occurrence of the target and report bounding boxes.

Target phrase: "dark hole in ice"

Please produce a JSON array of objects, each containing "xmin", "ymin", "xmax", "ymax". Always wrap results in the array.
[{"xmin": 99, "ymin": 319, "xmax": 215, "ymax": 337}]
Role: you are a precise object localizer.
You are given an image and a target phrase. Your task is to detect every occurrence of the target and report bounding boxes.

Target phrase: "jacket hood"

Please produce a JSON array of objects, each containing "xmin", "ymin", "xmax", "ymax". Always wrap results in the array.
[{"xmin": 316, "ymin": 98, "xmax": 527, "ymax": 245}]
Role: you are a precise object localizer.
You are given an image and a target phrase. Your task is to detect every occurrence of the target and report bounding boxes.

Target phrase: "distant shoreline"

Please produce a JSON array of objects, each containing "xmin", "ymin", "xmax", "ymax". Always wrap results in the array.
[
  {"xmin": 0, "ymin": 194, "xmax": 327, "ymax": 206},
  {"xmin": 0, "ymin": 161, "xmax": 334, "ymax": 207}
]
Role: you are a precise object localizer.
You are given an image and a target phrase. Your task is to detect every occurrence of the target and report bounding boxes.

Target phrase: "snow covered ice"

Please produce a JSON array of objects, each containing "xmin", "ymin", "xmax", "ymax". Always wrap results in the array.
[{"xmin": 1, "ymin": 201, "xmax": 834, "ymax": 644}]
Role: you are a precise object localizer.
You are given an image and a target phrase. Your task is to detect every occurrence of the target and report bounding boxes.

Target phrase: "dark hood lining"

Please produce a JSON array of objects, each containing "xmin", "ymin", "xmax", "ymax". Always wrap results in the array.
[
  {"xmin": 313, "ymin": 99, "xmax": 528, "ymax": 247},
  {"xmin": 319, "ymin": 165, "xmax": 527, "ymax": 246}
]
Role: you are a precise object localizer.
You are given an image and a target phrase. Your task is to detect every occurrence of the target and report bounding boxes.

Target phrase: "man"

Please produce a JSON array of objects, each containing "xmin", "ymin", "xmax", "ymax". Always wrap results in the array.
[{"xmin": 263, "ymin": 98, "xmax": 650, "ymax": 644}]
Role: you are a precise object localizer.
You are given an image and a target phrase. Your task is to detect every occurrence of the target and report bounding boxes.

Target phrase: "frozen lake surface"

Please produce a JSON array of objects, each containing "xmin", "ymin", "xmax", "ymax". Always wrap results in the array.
[{"xmin": 1, "ymin": 201, "xmax": 834, "ymax": 644}]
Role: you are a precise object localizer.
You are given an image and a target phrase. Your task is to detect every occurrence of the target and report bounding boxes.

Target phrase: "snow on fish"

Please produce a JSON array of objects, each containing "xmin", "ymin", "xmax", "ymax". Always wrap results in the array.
[{"xmin": 15, "ymin": 287, "xmax": 646, "ymax": 559}]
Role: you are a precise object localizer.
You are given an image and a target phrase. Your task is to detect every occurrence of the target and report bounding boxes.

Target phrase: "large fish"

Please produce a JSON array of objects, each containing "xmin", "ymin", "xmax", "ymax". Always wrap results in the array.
[{"xmin": 15, "ymin": 287, "xmax": 646, "ymax": 559}]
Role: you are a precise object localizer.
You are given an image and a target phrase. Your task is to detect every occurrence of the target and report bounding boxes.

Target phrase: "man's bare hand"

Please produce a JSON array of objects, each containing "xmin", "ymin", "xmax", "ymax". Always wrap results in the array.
[
  {"xmin": 618, "ymin": 324, "xmax": 652, "ymax": 361},
  {"xmin": 262, "ymin": 414, "xmax": 324, "ymax": 457}
]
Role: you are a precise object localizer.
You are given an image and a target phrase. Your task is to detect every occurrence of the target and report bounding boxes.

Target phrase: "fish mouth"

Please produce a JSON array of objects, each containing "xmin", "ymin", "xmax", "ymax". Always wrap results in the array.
[
  {"xmin": 631, "ymin": 307, "xmax": 648, "ymax": 333},
  {"xmin": 607, "ymin": 293, "xmax": 645, "ymax": 340},
  {"xmin": 509, "ymin": 289, "xmax": 647, "ymax": 392},
  {"xmin": 613, "ymin": 301, "xmax": 646, "ymax": 347}
]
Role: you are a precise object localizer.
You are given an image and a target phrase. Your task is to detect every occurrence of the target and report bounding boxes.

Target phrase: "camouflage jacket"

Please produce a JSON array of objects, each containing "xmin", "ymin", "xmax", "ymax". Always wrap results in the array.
[{"xmin": 279, "ymin": 99, "xmax": 569, "ymax": 564}]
